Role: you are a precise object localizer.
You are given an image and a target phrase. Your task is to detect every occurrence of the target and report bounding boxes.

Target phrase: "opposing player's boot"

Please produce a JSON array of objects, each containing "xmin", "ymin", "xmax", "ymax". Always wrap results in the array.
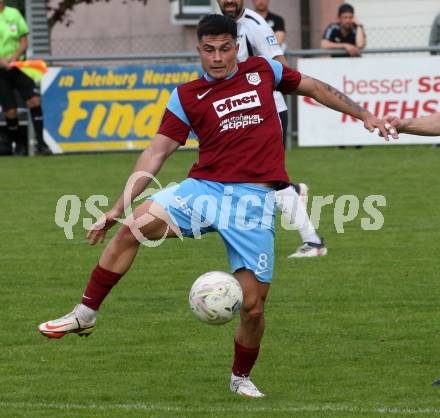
[
  {"xmin": 288, "ymin": 239, "xmax": 328, "ymax": 258},
  {"xmin": 38, "ymin": 305, "xmax": 96, "ymax": 339},
  {"xmin": 230, "ymin": 374, "xmax": 265, "ymax": 398}
]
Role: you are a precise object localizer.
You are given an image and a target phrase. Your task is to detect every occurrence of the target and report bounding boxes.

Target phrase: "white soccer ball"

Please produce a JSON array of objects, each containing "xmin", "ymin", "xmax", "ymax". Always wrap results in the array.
[{"xmin": 189, "ymin": 271, "xmax": 243, "ymax": 325}]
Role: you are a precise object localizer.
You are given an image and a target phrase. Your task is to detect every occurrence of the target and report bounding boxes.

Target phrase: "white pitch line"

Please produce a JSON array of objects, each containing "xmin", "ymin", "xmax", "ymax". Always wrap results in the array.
[{"xmin": 1, "ymin": 402, "xmax": 440, "ymax": 415}]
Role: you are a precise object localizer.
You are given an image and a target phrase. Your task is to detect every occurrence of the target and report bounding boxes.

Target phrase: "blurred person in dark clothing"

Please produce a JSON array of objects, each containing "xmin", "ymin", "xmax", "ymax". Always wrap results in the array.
[{"xmin": 321, "ymin": 3, "xmax": 366, "ymax": 57}]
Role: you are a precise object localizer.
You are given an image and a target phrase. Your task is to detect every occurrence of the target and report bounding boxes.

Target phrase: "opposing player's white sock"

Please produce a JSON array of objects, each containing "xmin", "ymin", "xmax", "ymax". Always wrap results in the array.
[
  {"xmin": 76, "ymin": 303, "xmax": 97, "ymax": 323},
  {"xmin": 275, "ymin": 186, "xmax": 321, "ymax": 245}
]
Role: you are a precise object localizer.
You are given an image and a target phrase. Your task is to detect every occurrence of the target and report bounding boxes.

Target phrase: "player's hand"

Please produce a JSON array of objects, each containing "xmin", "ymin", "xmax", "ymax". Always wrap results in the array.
[
  {"xmin": 378, "ymin": 115, "xmax": 405, "ymax": 137},
  {"xmin": 344, "ymin": 44, "xmax": 361, "ymax": 57},
  {"xmin": 87, "ymin": 208, "xmax": 122, "ymax": 245},
  {"xmin": 0, "ymin": 58, "xmax": 10, "ymax": 69},
  {"xmin": 362, "ymin": 113, "xmax": 398, "ymax": 141}
]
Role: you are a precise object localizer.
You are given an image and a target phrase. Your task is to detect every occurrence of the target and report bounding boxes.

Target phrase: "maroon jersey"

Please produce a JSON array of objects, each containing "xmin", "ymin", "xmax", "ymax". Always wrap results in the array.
[{"xmin": 158, "ymin": 56, "xmax": 301, "ymax": 183}]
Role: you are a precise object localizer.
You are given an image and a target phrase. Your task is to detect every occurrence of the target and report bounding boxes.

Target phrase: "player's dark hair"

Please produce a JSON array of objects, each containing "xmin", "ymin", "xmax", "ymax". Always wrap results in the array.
[
  {"xmin": 338, "ymin": 3, "xmax": 354, "ymax": 16},
  {"xmin": 197, "ymin": 14, "xmax": 237, "ymax": 41}
]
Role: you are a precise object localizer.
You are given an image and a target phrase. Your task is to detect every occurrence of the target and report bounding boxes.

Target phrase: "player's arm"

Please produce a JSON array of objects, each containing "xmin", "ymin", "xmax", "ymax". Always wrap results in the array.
[
  {"xmin": 383, "ymin": 113, "xmax": 440, "ymax": 136},
  {"xmin": 321, "ymin": 39, "xmax": 360, "ymax": 57},
  {"xmin": 87, "ymin": 134, "xmax": 180, "ymax": 244},
  {"xmin": 9, "ymin": 35, "xmax": 28, "ymax": 64},
  {"xmin": 355, "ymin": 26, "xmax": 366, "ymax": 49},
  {"xmin": 273, "ymin": 16, "xmax": 286, "ymax": 46},
  {"xmin": 112, "ymin": 134, "xmax": 180, "ymax": 213},
  {"xmin": 274, "ymin": 30, "xmax": 285, "ymax": 46},
  {"xmin": 320, "ymin": 39, "xmax": 346, "ymax": 49},
  {"xmin": 0, "ymin": 58, "xmax": 9, "ymax": 68},
  {"xmin": 294, "ymin": 74, "xmax": 395, "ymax": 139},
  {"xmin": 9, "ymin": 10, "xmax": 29, "ymax": 65},
  {"xmin": 111, "ymin": 86, "xmax": 189, "ymax": 213},
  {"xmin": 87, "ymin": 86, "xmax": 190, "ymax": 244},
  {"xmin": 0, "ymin": 36, "xmax": 27, "ymax": 68}
]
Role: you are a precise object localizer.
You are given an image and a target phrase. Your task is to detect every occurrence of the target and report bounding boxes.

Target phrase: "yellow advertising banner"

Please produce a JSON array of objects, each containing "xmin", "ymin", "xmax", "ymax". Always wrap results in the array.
[{"xmin": 41, "ymin": 65, "xmax": 203, "ymax": 153}]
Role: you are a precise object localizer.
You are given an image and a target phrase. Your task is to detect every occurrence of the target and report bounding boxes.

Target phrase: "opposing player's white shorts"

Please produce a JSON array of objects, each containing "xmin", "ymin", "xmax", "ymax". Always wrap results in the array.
[{"xmin": 149, "ymin": 178, "xmax": 276, "ymax": 283}]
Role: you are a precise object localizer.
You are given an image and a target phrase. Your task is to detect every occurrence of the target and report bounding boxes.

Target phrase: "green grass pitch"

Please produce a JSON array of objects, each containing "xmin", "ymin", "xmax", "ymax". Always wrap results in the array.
[{"xmin": 1, "ymin": 145, "xmax": 439, "ymax": 417}]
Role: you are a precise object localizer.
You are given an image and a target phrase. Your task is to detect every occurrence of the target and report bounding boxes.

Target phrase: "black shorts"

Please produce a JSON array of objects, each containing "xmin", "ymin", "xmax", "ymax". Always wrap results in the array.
[{"xmin": 0, "ymin": 68, "xmax": 38, "ymax": 112}]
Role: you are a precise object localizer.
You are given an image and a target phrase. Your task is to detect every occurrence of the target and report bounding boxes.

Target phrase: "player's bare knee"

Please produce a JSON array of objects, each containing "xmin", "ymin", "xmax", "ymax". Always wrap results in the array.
[
  {"xmin": 241, "ymin": 296, "xmax": 264, "ymax": 321},
  {"xmin": 241, "ymin": 294, "xmax": 257, "ymax": 313},
  {"xmin": 245, "ymin": 308, "xmax": 264, "ymax": 323}
]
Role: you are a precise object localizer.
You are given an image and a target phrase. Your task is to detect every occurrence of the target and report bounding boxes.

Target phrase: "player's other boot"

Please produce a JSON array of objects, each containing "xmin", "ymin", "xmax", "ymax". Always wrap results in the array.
[
  {"xmin": 230, "ymin": 374, "xmax": 265, "ymax": 398},
  {"xmin": 38, "ymin": 305, "xmax": 96, "ymax": 339},
  {"xmin": 288, "ymin": 239, "xmax": 328, "ymax": 258}
]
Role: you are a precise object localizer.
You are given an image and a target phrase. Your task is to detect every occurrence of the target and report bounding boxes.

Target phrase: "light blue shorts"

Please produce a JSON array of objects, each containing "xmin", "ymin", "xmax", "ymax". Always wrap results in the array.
[{"xmin": 149, "ymin": 178, "xmax": 276, "ymax": 283}]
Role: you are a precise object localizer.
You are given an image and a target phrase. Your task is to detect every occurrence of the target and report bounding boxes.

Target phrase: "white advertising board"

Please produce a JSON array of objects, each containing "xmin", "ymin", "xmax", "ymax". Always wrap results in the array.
[{"xmin": 298, "ymin": 56, "xmax": 440, "ymax": 146}]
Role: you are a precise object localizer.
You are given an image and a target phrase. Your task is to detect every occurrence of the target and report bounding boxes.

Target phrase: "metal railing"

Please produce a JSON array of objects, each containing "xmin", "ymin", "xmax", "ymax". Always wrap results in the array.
[
  {"xmin": 25, "ymin": 46, "xmax": 440, "ymax": 152},
  {"xmin": 31, "ymin": 45, "xmax": 440, "ymax": 64}
]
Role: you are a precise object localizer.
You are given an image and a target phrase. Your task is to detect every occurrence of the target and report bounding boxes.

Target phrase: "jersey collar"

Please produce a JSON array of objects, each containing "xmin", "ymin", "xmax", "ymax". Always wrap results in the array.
[{"xmin": 203, "ymin": 66, "xmax": 239, "ymax": 82}]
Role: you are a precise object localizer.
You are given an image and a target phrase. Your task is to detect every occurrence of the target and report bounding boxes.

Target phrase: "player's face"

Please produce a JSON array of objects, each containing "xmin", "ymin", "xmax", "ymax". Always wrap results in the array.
[
  {"xmin": 197, "ymin": 34, "xmax": 239, "ymax": 80},
  {"xmin": 217, "ymin": 0, "xmax": 244, "ymax": 20},
  {"xmin": 252, "ymin": 0, "xmax": 269, "ymax": 13},
  {"xmin": 338, "ymin": 12, "xmax": 354, "ymax": 30}
]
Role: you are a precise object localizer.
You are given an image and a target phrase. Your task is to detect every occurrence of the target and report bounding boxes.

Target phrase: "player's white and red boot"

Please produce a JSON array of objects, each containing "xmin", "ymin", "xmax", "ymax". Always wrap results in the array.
[
  {"xmin": 230, "ymin": 374, "xmax": 265, "ymax": 398},
  {"xmin": 38, "ymin": 304, "xmax": 96, "ymax": 339},
  {"xmin": 288, "ymin": 240, "xmax": 328, "ymax": 258}
]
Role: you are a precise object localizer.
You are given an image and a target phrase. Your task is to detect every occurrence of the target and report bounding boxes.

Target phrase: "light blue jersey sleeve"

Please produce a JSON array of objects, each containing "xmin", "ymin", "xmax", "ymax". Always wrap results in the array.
[
  {"xmin": 261, "ymin": 56, "xmax": 283, "ymax": 87},
  {"xmin": 167, "ymin": 88, "xmax": 191, "ymax": 126}
]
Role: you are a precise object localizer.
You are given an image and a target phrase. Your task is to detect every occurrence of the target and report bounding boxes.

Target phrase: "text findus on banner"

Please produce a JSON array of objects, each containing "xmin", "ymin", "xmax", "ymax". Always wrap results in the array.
[{"xmin": 42, "ymin": 64, "xmax": 203, "ymax": 153}]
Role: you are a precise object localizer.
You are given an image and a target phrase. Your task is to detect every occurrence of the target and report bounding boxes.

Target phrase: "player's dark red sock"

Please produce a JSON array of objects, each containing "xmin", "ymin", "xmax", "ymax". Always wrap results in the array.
[
  {"xmin": 81, "ymin": 264, "xmax": 123, "ymax": 310},
  {"xmin": 232, "ymin": 340, "xmax": 260, "ymax": 377}
]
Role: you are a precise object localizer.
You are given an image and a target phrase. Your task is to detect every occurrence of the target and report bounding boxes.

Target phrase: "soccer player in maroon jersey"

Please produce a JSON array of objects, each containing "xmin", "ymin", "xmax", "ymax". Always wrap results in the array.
[
  {"xmin": 38, "ymin": 14, "xmax": 392, "ymax": 398},
  {"xmin": 217, "ymin": 0, "xmax": 328, "ymax": 258}
]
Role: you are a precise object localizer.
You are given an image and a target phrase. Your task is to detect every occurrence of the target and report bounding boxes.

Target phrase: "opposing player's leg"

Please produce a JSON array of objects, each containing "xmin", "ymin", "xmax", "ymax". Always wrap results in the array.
[
  {"xmin": 38, "ymin": 199, "xmax": 179, "ymax": 339},
  {"xmin": 275, "ymin": 184, "xmax": 327, "ymax": 258},
  {"xmin": 230, "ymin": 268, "xmax": 268, "ymax": 398}
]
